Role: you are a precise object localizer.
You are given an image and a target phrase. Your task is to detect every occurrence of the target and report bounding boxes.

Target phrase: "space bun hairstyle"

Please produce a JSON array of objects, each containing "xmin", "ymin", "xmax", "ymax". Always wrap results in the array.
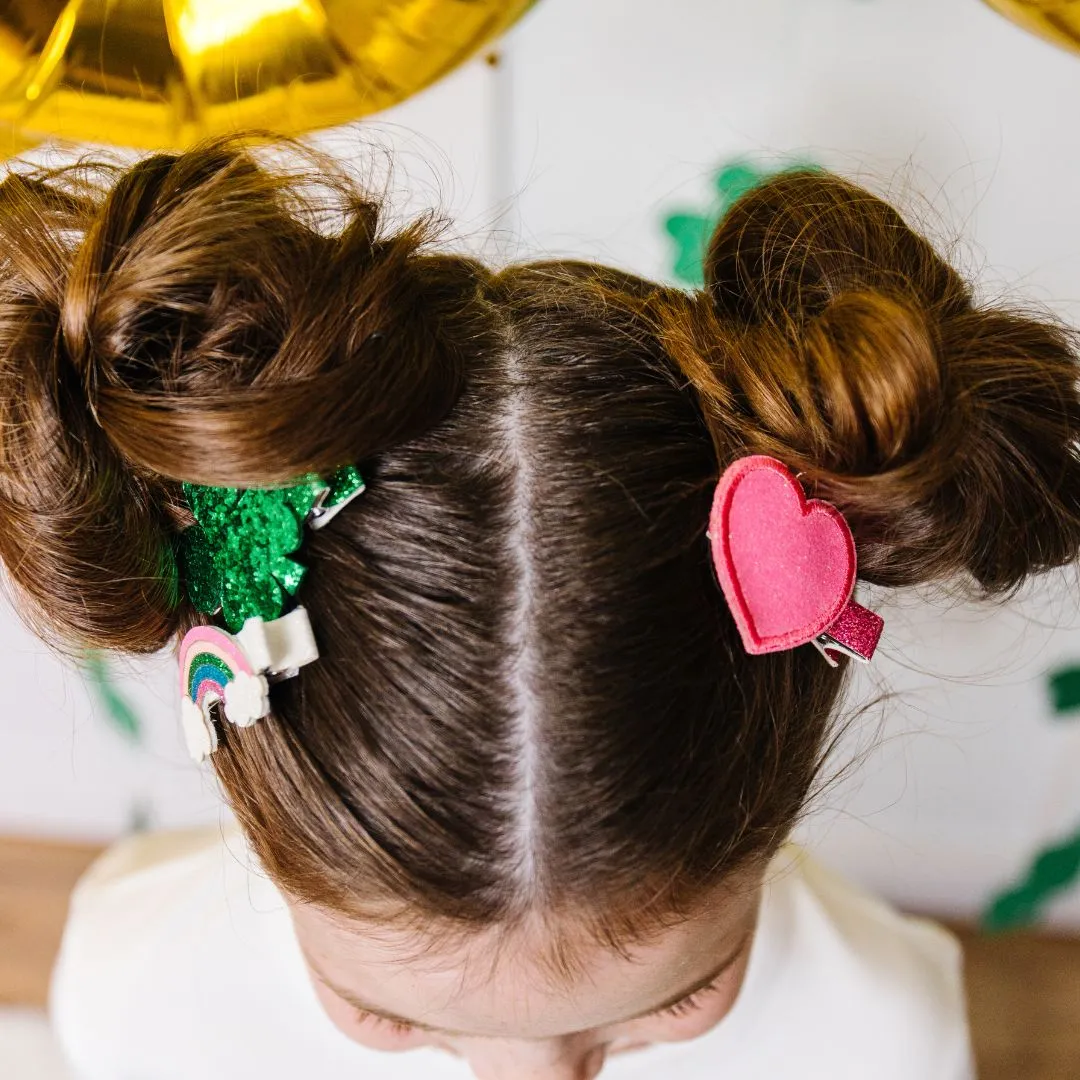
[
  {"xmin": 661, "ymin": 170, "xmax": 1080, "ymax": 596},
  {"xmin": 1, "ymin": 144, "xmax": 1079, "ymax": 949}
]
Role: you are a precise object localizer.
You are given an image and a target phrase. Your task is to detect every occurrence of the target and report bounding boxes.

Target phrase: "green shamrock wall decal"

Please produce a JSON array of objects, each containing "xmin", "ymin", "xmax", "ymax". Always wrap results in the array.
[
  {"xmin": 1048, "ymin": 663, "xmax": 1080, "ymax": 713},
  {"xmin": 83, "ymin": 651, "xmax": 143, "ymax": 744},
  {"xmin": 663, "ymin": 158, "xmax": 820, "ymax": 286},
  {"xmin": 983, "ymin": 825, "xmax": 1080, "ymax": 931},
  {"xmin": 179, "ymin": 467, "xmax": 363, "ymax": 633},
  {"xmin": 981, "ymin": 662, "xmax": 1080, "ymax": 929}
]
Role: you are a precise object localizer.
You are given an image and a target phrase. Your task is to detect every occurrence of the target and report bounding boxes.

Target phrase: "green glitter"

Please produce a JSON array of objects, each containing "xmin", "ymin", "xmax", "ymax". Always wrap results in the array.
[
  {"xmin": 179, "ymin": 466, "xmax": 363, "ymax": 632},
  {"xmin": 324, "ymin": 465, "xmax": 365, "ymax": 508}
]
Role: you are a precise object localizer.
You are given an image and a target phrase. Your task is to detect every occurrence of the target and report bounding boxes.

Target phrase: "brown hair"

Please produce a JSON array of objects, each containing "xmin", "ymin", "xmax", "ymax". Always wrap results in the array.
[{"xmin": 2, "ymin": 139, "xmax": 1079, "ymax": 944}]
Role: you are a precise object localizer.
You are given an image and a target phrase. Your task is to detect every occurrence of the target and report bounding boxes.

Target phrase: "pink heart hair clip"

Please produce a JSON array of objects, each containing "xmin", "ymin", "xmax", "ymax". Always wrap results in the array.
[{"xmin": 708, "ymin": 455, "xmax": 883, "ymax": 666}]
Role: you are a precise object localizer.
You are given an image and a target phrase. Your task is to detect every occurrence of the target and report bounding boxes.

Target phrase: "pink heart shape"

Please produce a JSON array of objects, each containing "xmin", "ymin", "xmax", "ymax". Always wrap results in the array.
[{"xmin": 709, "ymin": 455, "xmax": 856, "ymax": 654}]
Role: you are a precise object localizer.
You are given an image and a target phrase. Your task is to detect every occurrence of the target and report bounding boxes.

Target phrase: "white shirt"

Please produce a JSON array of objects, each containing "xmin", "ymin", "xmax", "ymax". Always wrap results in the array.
[{"xmin": 50, "ymin": 826, "xmax": 975, "ymax": 1079}]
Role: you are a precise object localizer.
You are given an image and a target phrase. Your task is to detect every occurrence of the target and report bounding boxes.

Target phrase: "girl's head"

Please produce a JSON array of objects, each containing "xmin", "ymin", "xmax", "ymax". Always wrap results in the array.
[{"xmin": 3, "ymin": 140, "xmax": 1080, "ymax": 1076}]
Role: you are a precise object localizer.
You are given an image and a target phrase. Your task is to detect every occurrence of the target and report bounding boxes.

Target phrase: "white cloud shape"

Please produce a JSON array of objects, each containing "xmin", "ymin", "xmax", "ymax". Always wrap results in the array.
[
  {"xmin": 180, "ymin": 697, "xmax": 218, "ymax": 763},
  {"xmin": 224, "ymin": 672, "xmax": 271, "ymax": 728}
]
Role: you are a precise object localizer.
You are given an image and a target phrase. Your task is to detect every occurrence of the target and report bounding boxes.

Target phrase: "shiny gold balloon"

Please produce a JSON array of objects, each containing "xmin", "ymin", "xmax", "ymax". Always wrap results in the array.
[
  {"xmin": 983, "ymin": 1, "xmax": 1080, "ymax": 57},
  {"xmin": 0, "ymin": 0, "xmax": 535, "ymax": 150}
]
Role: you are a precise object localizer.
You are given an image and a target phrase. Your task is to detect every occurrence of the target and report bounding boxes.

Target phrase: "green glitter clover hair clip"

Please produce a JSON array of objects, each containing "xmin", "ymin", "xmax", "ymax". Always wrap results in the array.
[
  {"xmin": 179, "ymin": 465, "xmax": 364, "ymax": 632},
  {"xmin": 175, "ymin": 465, "xmax": 364, "ymax": 762}
]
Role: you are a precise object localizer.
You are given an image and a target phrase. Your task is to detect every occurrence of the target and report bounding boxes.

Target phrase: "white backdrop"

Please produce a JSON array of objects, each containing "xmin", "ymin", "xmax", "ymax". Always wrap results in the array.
[{"xmin": 3, "ymin": 0, "xmax": 1080, "ymax": 929}]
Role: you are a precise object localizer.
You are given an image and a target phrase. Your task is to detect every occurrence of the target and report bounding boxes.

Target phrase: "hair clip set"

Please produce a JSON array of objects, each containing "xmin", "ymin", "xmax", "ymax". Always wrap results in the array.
[
  {"xmin": 176, "ymin": 454, "xmax": 882, "ymax": 762},
  {"xmin": 177, "ymin": 466, "xmax": 365, "ymax": 762}
]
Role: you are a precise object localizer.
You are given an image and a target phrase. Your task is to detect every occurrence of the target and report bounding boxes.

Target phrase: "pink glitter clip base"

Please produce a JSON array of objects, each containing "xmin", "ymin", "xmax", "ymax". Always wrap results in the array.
[{"xmin": 812, "ymin": 599, "xmax": 884, "ymax": 667}]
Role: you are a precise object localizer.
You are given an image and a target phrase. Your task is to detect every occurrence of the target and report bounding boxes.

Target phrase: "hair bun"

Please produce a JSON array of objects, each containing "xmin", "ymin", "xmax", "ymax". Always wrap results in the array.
[
  {"xmin": 670, "ymin": 170, "xmax": 1080, "ymax": 595},
  {"xmin": 0, "ymin": 139, "xmax": 488, "ymax": 654}
]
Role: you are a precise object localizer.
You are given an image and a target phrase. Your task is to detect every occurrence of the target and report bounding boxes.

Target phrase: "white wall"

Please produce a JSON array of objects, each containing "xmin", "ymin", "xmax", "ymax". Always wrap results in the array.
[{"xmin": 3, "ymin": 0, "xmax": 1080, "ymax": 929}]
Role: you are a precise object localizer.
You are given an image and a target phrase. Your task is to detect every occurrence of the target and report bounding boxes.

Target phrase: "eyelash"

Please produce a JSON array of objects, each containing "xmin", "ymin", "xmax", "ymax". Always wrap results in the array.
[
  {"xmin": 351, "ymin": 974, "xmax": 725, "ymax": 1033},
  {"xmin": 354, "ymin": 1009, "xmax": 417, "ymax": 1035},
  {"xmin": 657, "ymin": 976, "xmax": 724, "ymax": 1019}
]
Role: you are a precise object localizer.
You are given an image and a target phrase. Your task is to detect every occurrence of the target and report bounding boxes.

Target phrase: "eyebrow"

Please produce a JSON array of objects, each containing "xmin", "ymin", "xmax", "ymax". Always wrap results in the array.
[{"xmin": 309, "ymin": 929, "xmax": 752, "ymax": 1039}]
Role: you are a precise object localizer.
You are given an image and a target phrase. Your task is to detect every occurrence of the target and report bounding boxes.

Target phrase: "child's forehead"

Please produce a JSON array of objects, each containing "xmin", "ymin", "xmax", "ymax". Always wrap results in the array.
[
  {"xmin": 288, "ymin": 876, "xmax": 762, "ymax": 1040},
  {"xmin": 289, "ymin": 864, "xmax": 764, "ymax": 987}
]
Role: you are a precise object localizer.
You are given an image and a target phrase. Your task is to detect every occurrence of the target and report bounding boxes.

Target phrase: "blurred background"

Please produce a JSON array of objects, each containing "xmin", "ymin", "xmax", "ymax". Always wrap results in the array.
[{"xmin": 3, "ymin": 0, "xmax": 1080, "ymax": 1077}]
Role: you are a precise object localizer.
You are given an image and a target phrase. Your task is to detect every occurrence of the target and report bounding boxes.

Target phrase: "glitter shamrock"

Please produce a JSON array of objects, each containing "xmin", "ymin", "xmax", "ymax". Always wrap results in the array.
[
  {"xmin": 309, "ymin": 464, "xmax": 366, "ymax": 530},
  {"xmin": 179, "ymin": 467, "xmax": 364, "ymax": 632}
]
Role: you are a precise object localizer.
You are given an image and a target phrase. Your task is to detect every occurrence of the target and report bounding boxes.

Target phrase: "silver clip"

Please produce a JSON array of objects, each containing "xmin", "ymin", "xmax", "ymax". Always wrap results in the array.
[
  {"xmin": 308, "ymin": 476, "xmax": 367, "ymax": 531},
  {"xmin": 811, "ymin": 633, "xmax": 871, "ymax": 668}
]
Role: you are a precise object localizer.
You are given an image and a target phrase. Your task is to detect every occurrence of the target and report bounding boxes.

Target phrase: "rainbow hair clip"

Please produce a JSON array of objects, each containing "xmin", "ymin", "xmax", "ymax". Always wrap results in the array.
[{"xmin": 178, "ymin": 608, "xmax": 318, "ymax": 762}]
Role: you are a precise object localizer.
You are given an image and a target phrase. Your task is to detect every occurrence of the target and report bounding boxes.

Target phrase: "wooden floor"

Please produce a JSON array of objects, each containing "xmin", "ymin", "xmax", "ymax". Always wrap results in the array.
[
  {"xmin": 2, "ymin": 836, "xmax": 1079, "ymax": 1078},
  {"xmin": 0, "ymin": 836, "xmax": 101, "ymax": 1009},
  {"xmin": 960, "ymin": 924, "xmax": 1080, "ymax": 1080}
]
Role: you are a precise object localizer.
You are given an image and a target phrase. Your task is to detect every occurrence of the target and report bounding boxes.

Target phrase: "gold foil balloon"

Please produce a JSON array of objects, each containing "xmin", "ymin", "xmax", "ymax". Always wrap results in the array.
[
  {"xmin": 0, "ymin": 0, "xmax": 535, "ymax": 150},
  {"xmin": 983, "ymin": 1, "xmax": 1080, "ymax": 57}
]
